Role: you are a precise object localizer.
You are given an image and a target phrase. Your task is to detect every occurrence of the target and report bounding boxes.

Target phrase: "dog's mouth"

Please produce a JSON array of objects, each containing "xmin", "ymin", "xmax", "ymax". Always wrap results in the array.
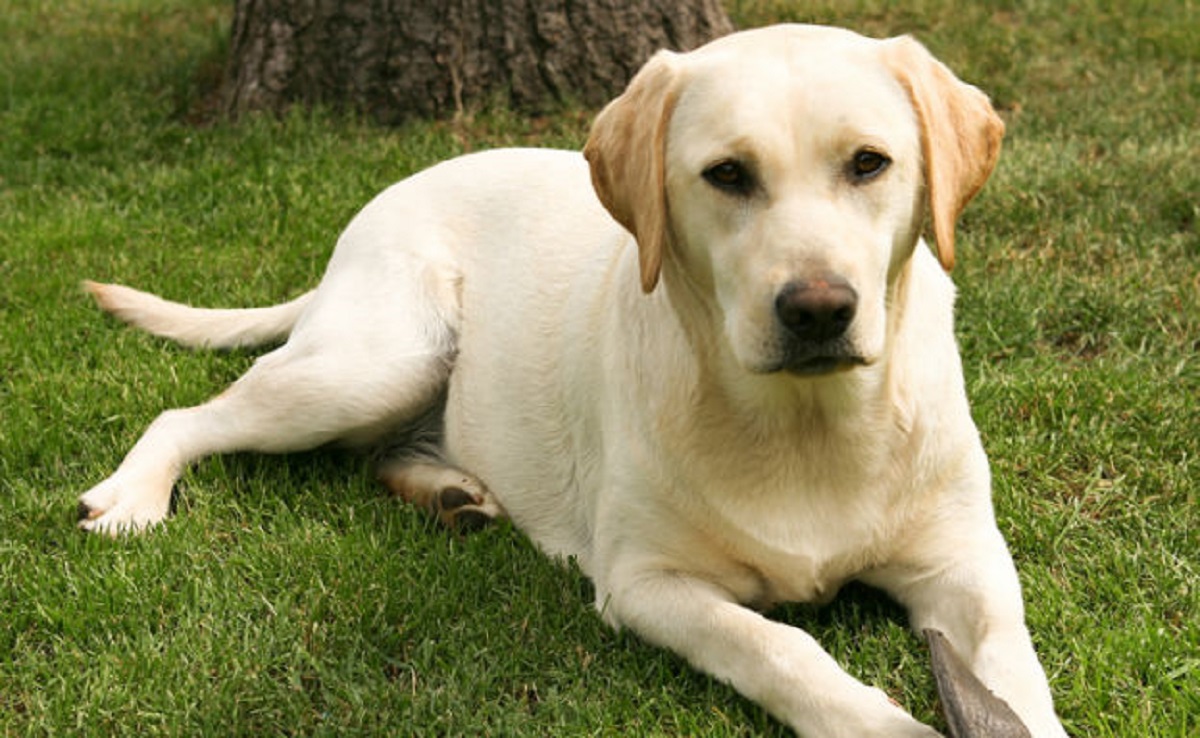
[
  {"xmin": 749, "ymin": 350, "xmax": 870, "ymax": 377},
  {"xmin": 765, "ymin": 336, "xmax": 871, "ymax": 377},
  {"xmin": 780, "ymin": 354, "xmax": 869, "ymax": 377},
  {"xmin": 738, "ymin": 328, "xmax": 874, "ymax": 377}
]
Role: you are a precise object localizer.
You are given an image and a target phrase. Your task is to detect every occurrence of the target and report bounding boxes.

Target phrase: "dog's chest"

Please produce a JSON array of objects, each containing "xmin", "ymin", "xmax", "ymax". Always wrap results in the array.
[
  {"xmin": 666, "ymin": 420, "xmax": 911, "ymax": 607},
  {"xmin": 716, "ymin": 485, "xmax": 896, "ymax": 605}
]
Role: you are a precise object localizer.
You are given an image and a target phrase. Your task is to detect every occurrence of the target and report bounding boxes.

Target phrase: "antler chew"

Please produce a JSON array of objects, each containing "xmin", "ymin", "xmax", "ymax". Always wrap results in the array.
[{"xmin": 926, "ymin": 629, "xmax": 1033, "ymax": 738}]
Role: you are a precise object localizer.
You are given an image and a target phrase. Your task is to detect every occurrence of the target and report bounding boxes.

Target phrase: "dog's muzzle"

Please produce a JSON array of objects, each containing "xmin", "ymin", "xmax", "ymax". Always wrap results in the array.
[{"xmin": 773, "ymin": 277, "xmax": 864, "ymax": 375}]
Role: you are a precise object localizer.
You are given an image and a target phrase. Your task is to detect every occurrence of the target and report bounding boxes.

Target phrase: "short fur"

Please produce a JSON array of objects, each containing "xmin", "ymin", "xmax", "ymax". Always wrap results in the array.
[{"xmin": 77, "ymin": 25, "xmax": 1064, "ymax": 738}]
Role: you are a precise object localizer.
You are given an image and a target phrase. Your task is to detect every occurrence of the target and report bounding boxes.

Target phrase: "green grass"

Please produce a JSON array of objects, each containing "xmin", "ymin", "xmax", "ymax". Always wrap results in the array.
[{"xmin": 1, "ymin": 0, "xmax": 1196, "ymax": 735}]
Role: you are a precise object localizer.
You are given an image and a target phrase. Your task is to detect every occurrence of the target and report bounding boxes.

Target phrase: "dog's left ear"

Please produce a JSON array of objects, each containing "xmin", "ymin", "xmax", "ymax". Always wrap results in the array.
[
  {"xmin": 584, "ymin": 51, "xmax": 681, "ymax": 293},
  {"xmin": 883, "ymin": 36, "xmax": 1005, "ymax": 271}
]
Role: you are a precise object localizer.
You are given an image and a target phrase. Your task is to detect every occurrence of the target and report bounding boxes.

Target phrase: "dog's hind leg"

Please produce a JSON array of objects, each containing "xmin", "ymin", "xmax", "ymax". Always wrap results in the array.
[
  {"xmin": 78, "ymin": 273, "xmax": 458, "ymax": 535},
  {"xmin": 77, "ymin": 342, "xmax": 451, "ymax": 535}
]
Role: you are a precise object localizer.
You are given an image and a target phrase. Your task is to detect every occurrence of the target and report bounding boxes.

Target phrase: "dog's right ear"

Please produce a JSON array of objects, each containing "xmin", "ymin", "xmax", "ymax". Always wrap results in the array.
[{"xmin": 584, "ymin": 51, "xmax": 682, "ymax": 293}]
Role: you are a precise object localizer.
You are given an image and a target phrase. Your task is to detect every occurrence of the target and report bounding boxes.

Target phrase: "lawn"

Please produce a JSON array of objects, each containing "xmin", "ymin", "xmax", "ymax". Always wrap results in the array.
[{"xmin": 1, "ymin": 0, "xmax": 1196, "ymax": 735}]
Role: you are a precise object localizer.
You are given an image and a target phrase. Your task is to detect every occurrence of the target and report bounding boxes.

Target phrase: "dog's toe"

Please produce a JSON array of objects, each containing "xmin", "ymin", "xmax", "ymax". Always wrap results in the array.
[
  {"xmin": 76, "ymin": 474, "xmax": 172, "ymax": 536},
  {"xmin": 435, "ymin": 486, "xmax": 478, "ymax": 512},
  {"xmin": 434, "ymin": 487, "xmax": 500, "ymax": 531},
  {"xmin": 77, "ymin": 500, "xmax": 98, "ymax": 522},
  {"xmin": 445, "ymin": 507, "xmax": 496, "ymax": 532}
]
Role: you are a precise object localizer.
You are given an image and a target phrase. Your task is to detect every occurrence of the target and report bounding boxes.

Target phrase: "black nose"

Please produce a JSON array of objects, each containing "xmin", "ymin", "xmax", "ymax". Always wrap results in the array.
[{"xmin": 774, "ymin": 278, "xmax": 858, "ymax": 342}]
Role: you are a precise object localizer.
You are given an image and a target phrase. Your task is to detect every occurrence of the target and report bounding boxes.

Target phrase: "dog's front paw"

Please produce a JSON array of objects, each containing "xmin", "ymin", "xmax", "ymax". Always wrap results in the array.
[{"xmin": 77, "ymin": 473, "xmax": 171, "ymax": 536}]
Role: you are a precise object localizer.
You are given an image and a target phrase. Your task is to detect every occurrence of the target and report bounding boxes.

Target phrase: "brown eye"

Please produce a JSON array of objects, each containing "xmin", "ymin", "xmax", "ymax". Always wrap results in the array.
[
  {"xmin": 851, "ymin": 149, "xmax": 890, "ymax": 181},
  {"xmin": 703, "ymin": 160, "xmax": 754, "ymax": 194}
]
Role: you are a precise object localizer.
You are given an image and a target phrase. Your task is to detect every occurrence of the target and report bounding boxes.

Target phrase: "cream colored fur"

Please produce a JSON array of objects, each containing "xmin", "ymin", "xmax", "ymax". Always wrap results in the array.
[{"xmin": 77, "ymin": 25, "xmax": 1065, "ymax": 738}]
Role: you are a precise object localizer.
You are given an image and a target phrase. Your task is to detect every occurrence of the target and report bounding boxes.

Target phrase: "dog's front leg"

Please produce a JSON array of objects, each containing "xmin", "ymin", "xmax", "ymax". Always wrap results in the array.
[
  {"xmin": 601, "ymin": 567, "xmax": 940, "ymax": 738},
  {"xmin": 871, "ymin": 525, "xmax": 1068, "ymax": 738}
]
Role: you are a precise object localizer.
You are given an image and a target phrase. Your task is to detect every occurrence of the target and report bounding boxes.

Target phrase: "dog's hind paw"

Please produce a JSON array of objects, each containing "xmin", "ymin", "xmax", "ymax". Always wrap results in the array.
[
  {"xmin": 76, "ymin": 473, "xmax": 172, "ymax": 536},
  {"xmin": 428, "ymin": 484, "xmax": 497, "ymax": 531},
  {"xmin": 377, "ymin": 460, "xmax": 504, "ymax": 532}
]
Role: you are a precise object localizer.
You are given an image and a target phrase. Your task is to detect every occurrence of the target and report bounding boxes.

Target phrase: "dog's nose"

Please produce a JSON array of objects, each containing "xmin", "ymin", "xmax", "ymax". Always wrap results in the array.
[{"xmin": 775, "ymin": 278, "xmax": 858, "ymax": 342}]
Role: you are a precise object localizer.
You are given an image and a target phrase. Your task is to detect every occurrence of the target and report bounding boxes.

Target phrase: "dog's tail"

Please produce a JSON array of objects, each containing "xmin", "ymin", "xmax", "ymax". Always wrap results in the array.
[{"xmin": 83, "ymin": 280, "xmax": 315, "ymax": 350}]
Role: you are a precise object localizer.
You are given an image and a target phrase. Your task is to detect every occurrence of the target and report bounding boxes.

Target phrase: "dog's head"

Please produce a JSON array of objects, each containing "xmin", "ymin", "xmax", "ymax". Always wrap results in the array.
[{"xmin": 585, "ymin": 24, "xmax": 1003, "ymax": 376}]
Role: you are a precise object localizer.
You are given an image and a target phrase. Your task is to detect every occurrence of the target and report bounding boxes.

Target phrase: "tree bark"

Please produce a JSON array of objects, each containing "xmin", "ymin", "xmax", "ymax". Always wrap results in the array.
[{"xmin": 222, "ymin": 0, "xmax": 733, "ymax": 124}]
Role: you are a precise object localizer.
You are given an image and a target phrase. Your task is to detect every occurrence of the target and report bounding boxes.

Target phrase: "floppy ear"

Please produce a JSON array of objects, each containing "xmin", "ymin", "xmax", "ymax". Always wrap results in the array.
[
  {"xmin": 584, "ymin": 51, "xmax": 681, "ymax": 293},
  {"xmin": 883, "ymin": 36, "xmax": 1005, "ymax": 271}
]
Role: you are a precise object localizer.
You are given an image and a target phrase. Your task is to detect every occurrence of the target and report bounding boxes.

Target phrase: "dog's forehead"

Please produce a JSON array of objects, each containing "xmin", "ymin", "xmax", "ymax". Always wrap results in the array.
[
  {"xmin": 696, "ymin": 23, "xmax": 874, "ymax": 58},
  {"xmin": 672, "ymin": 26, "xmax": 914, "ymax": 155}
]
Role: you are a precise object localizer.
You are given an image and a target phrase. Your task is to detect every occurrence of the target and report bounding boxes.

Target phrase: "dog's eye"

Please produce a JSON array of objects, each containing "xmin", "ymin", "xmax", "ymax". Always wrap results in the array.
[
  {"xmin": 703, "ymin": 160, "xmax": 754, "ymax": 194},
  {"xmin": 850, "ymin": 149, "xmax": 891, "ymax": 181}
]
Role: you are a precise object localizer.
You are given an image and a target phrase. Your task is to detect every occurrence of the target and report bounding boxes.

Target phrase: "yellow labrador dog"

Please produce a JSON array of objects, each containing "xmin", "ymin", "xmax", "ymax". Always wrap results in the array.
[{"xmin": 78, "ymin": 24, "xmax": 1067, "ymax": 738}]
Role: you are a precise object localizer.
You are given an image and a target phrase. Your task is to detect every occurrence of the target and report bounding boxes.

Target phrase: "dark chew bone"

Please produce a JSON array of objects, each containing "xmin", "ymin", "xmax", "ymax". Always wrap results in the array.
[{"xmin": 926, "ymin": 629, "xmax": 1033, "ymax": 738}]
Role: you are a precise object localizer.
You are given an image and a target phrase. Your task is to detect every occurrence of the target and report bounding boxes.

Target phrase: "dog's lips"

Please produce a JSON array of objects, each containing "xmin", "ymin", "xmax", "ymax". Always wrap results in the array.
[
  {"xmin": 750, "ymin": 351, "xmax": 870, "ymax": 376},
  {"xmin": 782, "ymin": 355, "xmax": 869, "ymax": 377},
  {"xmin": 753, "ymin": 331, "xmax": 874, "ymax": 377}
]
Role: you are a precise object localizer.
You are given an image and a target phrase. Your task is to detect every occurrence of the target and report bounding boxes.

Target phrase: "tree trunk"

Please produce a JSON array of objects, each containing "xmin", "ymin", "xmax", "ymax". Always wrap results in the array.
[{"xmin": 222, "ymin": 0, "xmax": 733, "ymax": 124}]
